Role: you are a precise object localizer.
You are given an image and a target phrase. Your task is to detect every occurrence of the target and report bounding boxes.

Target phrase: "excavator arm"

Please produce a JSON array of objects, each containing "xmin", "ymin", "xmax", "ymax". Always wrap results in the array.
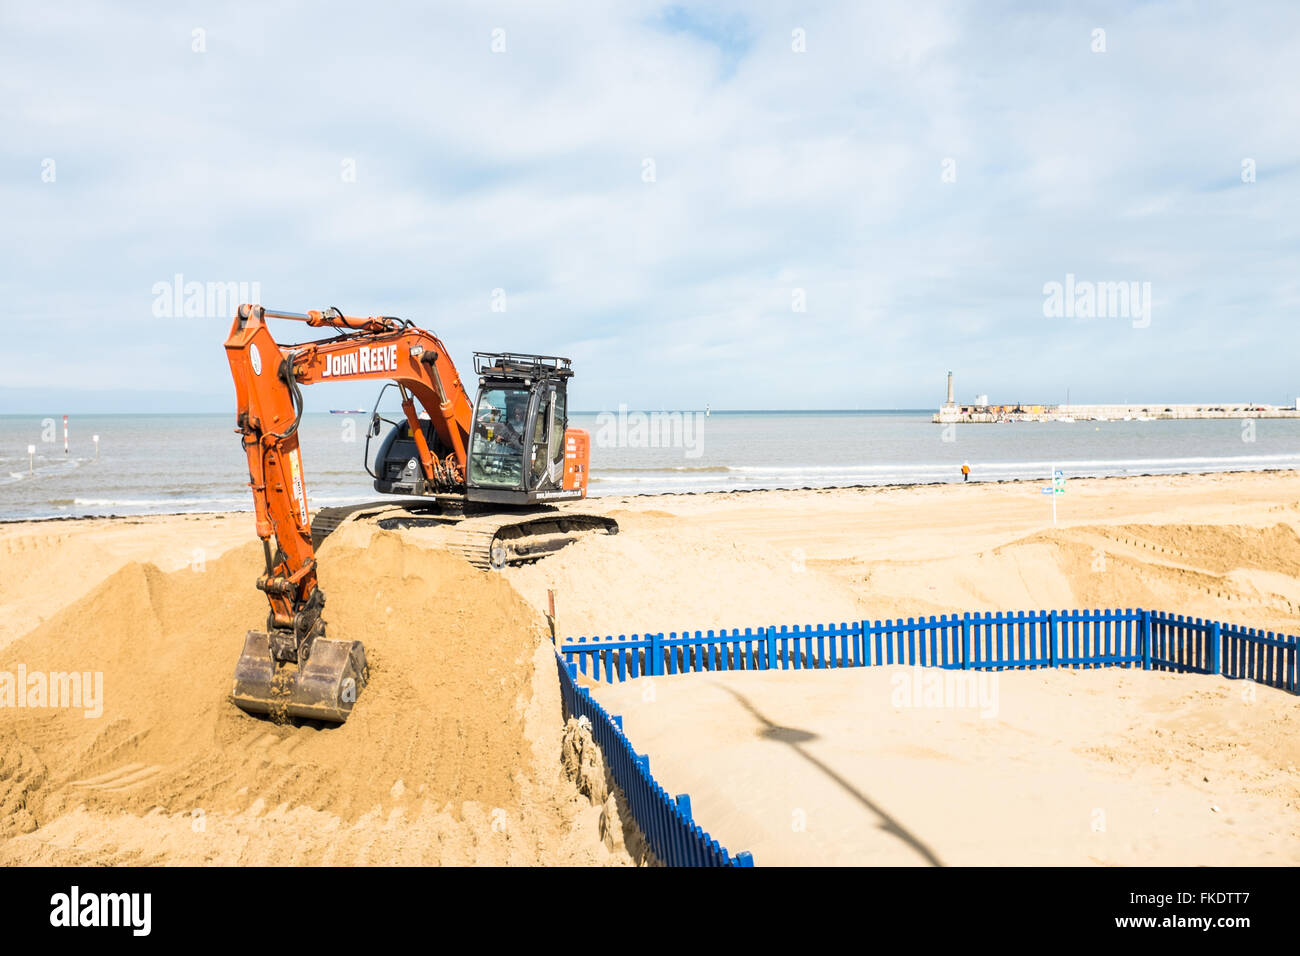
[{"xmin": 223, "ymin": 303, "xmax": 475, "ymax": 721}]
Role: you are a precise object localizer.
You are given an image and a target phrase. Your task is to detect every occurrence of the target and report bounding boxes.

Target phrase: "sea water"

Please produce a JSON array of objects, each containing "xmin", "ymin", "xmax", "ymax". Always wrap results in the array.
[{"xmin": 0, "ymin": 411, "xmax": 1297, "ymax": 521}]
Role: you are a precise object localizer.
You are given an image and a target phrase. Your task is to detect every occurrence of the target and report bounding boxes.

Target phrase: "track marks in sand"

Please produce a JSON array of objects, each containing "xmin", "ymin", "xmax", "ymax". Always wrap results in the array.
[
  {"xmin": 69, "ymin": 762, "xmax": 168, "ymax": 793},
  {"xmin": 0, "ymin": 739, "xmax": 47, "ymax": 835}
]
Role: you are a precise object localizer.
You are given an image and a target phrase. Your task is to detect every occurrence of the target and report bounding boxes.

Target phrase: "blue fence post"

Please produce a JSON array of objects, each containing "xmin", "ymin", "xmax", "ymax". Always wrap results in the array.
[
  {"xmin": 1141, "ymin": 609, "xmax": 1152, "ymax": 670},
  {"xmin": 961, "ymin": 613, "xmax": 971, "ymax": 670},
  {"xmin": 1290, "ymin": 635, "xmax": 1297, "ymax": 694},
  {"xmin": 650, "ymin": 631, "xmax": 663, "ymax": 677},
  {"xmin": 1048, "ymin": 611, "xmax": 1057, "ymax": 668},
  {"xmin": 765, "ymin": 626, "xmax": 777, "ymax": 670},
  {"xmin": 1210, "ymin": 620, "xmax": 1221, "ymax": 676},
  {"xmin": 675, "ymin": 794, "xmax": 692, "ymax": 819}
]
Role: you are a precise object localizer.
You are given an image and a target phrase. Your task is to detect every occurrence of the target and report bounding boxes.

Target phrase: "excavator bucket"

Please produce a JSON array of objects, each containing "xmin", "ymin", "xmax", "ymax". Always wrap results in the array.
[{"xmin": 231, "ymin": 631, "xmax": 369, "ymax": 723}]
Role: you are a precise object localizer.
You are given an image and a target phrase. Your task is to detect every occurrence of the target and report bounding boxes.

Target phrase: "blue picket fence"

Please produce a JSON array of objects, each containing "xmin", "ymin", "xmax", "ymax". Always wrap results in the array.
[
  {"xmin": 555, "ymin": 608, "xmax": 1294, "ymax": 867},
  {"xmin": 554, "ymin": 653, "xmax": 753, "ymax": 868},
  {"xmin": 560, "ymin": 608, "xmax": 1299, "ymax": 693}
]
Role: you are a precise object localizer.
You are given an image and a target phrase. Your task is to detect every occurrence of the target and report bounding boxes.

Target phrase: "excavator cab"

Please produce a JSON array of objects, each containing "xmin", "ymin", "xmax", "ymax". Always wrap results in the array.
[
  {"xmin": 370, "ymin": 352, "xmax": 586, "ymax": 505},
  {"xmin": 465, "ymin": 352, "xmax": 578, "ymax": 503}
]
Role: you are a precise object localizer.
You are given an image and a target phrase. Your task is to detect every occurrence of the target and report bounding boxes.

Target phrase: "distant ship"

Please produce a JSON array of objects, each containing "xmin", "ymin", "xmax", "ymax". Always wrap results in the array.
[{"xmin": 330, "ymin": 409, "xmax": 367, "ymax": 414}]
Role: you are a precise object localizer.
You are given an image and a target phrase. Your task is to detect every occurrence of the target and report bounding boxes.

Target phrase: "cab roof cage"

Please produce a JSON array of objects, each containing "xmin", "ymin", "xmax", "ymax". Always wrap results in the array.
[{"xmin": 474, "ymin": 351, "xmax": 573, "ymax": 379}]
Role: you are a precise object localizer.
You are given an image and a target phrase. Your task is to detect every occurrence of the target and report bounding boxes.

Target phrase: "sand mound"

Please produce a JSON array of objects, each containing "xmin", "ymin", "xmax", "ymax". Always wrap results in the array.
[
  {"xmin": 0, "ymin": 531, "xmax": 117, "ymax": 650},
  {"xmin": 1099, "ymin": 522, "xmax": 1300, "ymax": 575},
  {"xmin": 0, "ymin": 528, "xmax": 631, "ymax": 865},
  {"xmin": 845, "ymin": 522, "xmax": 1300, "ymax": 633},
  {"xmin": 0, "ymin": 514, "xmax": 251, "ymax": 651}
]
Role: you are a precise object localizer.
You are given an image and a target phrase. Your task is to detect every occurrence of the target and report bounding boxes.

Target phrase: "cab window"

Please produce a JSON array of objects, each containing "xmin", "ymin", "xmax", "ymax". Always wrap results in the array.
[
  {"xmin": 548, "ymin": 391, "xmax": 566, "ymax": 465},
  {"xmin": 469, "ymin": 387, "xmax": 529, "ymax": 487},
  {"xmin": 531, "ymin": 394, "xmax": 550, "ymax": 482}
]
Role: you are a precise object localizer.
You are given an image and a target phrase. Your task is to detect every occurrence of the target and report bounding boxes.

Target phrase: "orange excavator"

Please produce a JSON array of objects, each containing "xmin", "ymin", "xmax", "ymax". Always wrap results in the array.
[{"xmin": 224, "ymin": 304, "xmax": 616, "ymax": 723}]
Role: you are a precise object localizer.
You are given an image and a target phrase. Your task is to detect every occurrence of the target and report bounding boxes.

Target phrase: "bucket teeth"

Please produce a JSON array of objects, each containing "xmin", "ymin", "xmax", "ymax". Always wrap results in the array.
[{"xmin": 232, "ymin": 630, "xmax": 368, "ymax": 723}]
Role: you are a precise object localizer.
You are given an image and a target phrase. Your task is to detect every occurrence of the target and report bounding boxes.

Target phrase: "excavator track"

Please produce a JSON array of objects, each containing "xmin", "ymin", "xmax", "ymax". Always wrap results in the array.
[
  {"xmin": 449, "ymin": 511, "xmax": 618, "ymax": 570},
  {"xmin": 311, "ymin": 501, "xmax": 617, "ymax": 569},
  {"xmin": 311, "ymin": 501, "xmax": 409, "ymax": 550}
]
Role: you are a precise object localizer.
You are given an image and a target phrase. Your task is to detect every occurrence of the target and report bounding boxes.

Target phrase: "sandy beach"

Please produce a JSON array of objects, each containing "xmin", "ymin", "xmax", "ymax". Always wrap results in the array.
[
  {"xmin": 1, "ymin": 470, "xmax": 1297, "ymax": 865},
  {"xmin": 510, "ymin": 469, "xmax": 1300, "ymax": 638}
]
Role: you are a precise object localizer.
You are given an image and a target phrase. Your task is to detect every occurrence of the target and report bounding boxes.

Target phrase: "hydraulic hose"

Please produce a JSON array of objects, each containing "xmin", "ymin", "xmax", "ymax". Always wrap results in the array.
[{"xmin": 270, "ymin": 351, "xmax": 305, "ymax": 440}]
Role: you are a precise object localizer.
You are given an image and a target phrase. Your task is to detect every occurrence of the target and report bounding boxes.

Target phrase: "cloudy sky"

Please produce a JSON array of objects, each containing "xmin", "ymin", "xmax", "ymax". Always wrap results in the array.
[{"xmin": 2, "ymin": 1, "xmax": 1297, "ymax": 412}]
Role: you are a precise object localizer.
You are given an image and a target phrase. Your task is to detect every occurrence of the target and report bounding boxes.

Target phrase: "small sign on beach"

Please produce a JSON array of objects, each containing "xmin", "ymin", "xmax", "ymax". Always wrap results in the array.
[{"xmin": 1045, "ymin": 466, "xmax": 1066, "ymax": 523}]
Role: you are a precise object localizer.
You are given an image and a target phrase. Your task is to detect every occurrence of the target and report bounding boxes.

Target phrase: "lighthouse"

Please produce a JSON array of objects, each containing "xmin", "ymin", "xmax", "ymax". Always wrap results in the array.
[{"xmin": 933, "ymin": 370, "xmax": 961, "ymax": 423}]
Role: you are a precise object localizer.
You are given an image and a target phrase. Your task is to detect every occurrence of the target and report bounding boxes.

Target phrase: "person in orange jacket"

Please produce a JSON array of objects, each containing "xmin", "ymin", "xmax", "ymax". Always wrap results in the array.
[{"xmin": 961, "ymin": 461, "xmax": 971, "ymax": 482}]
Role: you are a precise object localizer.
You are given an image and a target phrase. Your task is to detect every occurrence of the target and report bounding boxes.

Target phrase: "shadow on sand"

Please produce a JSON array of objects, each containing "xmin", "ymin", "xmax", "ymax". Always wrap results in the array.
[{"xmin": 714, "ymin": 681, "xmax": 945, "ymax": 867}]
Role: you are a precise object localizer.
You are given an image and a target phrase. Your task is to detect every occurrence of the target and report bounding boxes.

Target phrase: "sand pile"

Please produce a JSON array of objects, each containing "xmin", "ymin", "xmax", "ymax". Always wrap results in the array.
[
  {"xmin": 847, "ymin": 522, "xmax": 1300, "ymax": 633},
  {"xmin": 0, "ymin": 529, "xmax": 117, "ymax": 649},
  {"xmin": 0, "ymin": 528, "xmax": 634, "ymax": 865},
  {"xmin": 1094, "ymin": 522, "xmax": 1300, "ymax": 575},
  {"xmin": 0, "ymin": 514, "xmax": 250, "ymax": 650}
]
